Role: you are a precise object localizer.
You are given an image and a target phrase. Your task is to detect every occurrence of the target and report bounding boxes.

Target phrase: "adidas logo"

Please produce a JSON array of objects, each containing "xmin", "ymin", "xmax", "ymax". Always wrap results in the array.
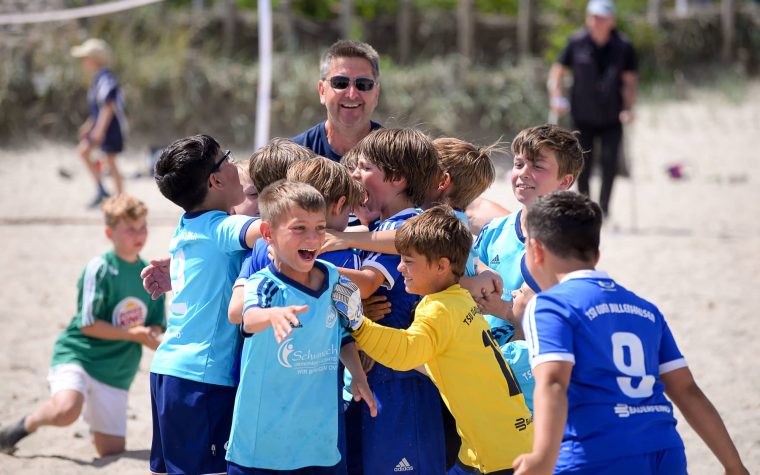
[
  {"xmin": 490, "ymin": 255, "xmax": 500, "ymax": 266},
  {"xmin": 394, "ymin": 457, "xmax": 414, "ymax": 472}
]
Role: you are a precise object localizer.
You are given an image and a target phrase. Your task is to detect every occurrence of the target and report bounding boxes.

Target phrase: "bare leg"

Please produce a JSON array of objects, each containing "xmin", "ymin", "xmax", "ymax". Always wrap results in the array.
[
  {"xmin": 104, "ymin": 153, "xmax": 123, "ymax": 195},
  {"xmin": 78, "ymin": 140, "xmax": 102, "ymax": 188},
  {"xmin": 93, "ymin": 431, "xmax": 125, "ymax": 457},
  {"xmin": 25, "ymin": 389, "xmax": 84, "ymax": 432}
]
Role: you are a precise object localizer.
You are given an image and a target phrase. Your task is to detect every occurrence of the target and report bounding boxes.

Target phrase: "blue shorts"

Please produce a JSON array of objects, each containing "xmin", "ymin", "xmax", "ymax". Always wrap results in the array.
[
  {"xmin": 448, "ymin": 460, "xmax": 513, "ymax": 475},
  {"xmin": 150, "ymin": 373, "xmax": 236, "ymax": 474},
  {"xmin": 227, "ymin": 460, "xmax": 343, "ymax": 474},
  {"xmin": 555, "ymin": 446, "xmax": 687, "ymax": 475},
  {"xmin": 361, "ymin": 376, "xmax": 445, "ymax": 475},
  {"xmin": 343, "ymin": 400, "xmax": 363, "ymax": 475}
]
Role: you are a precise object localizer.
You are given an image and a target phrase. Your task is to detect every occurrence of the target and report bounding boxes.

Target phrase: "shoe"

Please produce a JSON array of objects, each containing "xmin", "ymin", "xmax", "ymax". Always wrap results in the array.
[
  {"xmin": 87, "ymin": 189, "xmax": 110, "ymax": 209},
  {"xmin": 0, "ymin": 417, "xmax": 28, "ymax": 454}
]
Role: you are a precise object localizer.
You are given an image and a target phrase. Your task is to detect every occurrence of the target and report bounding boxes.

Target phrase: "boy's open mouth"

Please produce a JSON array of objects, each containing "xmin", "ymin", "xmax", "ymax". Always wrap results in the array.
[{"xmin": 298, "ymin": 249, "xmax": 317, "ymax": 261}]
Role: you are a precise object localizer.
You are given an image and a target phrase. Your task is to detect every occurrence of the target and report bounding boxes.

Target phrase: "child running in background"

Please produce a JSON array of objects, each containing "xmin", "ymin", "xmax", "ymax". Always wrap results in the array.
[
  {"xmin": 514, "ymin": 191, "xmax": 748, "ymax": 475},
  {"xmin": 334, "ymin": 205, "xmax": 533, "ymax": 475},
  {"xmin": 148, "ymin": 135, "xmax": 263, "ymax": 474},
  {"xmin": 226, "ymin": 180, "xmax": 376, "ymax": 474},
  {"xmin": 0, "ymin": 194, "xmax": 165, "ymax": 456}
]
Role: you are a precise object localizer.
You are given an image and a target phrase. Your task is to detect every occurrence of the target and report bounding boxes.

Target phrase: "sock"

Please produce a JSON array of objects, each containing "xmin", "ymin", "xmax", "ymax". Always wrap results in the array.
[{"xmin": 4, "ymin": 417, "xmax": 30, "ymax": 446}]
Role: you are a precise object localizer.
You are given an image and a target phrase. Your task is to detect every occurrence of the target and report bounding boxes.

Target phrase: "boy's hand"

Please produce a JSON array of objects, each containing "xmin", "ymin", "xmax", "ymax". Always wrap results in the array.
[
  {"xmin": 513, "ymin": 452, "xmax": 554, "ymax": 475},
  {"xmin": 351, "ymin": 377, "xmax": 378, "ymax": 417},
  {"xmin": 141, "ymin": 257, "xmax": 171, "ymax": 300},
  {"xmin": 362, "ymin": 295, "xmax": 391, "ymax": 322},
  {"xmin": 475, "ymin": 290, "xmax": 512, "ymax": 321},
  {"xmin": 266, "ymin": 306, "xmax": 308, "ymax": 344},
  {"xmin": 332, "ymin": 277, "xmax": 364, "ymax": 332},
  {"xmin": 128, "ymin": 326, "xmax": 161, "ymax": 350},
  {"xmin": 321, "ymin": 230, "xmax": 349, "ymax": 253}
]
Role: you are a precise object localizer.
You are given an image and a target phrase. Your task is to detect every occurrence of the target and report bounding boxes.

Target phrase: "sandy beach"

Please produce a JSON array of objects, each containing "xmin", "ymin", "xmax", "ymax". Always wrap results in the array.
[{"xmin": 0, "ymin": 83, "xmax": 758, "ymax": 474}]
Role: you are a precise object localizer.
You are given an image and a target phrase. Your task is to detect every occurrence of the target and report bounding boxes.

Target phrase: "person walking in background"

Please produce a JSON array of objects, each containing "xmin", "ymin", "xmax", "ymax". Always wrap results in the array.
[
  {"xmin": 71, "ymin": 38, "xmax": 128, "ymax": 208},
  {"xmin": 547, "ymin": 0, "xmax": 637, "ymax": 217}
]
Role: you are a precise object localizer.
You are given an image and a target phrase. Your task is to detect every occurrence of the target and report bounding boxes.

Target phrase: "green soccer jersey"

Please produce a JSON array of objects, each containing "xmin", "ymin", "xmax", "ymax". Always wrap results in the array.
[{"xmin": 51, "ymin": 250, "xmax": 166, "ymax": 390}]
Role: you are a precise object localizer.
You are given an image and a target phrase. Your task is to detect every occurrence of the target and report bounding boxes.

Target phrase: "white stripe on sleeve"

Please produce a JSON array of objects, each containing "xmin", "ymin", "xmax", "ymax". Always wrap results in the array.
[
  {"xmin": 659, "ymin": 358, "xmax": 688, "ymax": 374},
  {"xmin": 80, "ymin": 256, "xmax": 106, "ymax": 326}
]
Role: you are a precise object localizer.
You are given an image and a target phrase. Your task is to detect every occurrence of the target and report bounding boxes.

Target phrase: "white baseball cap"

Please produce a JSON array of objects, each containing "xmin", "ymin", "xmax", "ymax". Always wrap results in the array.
[
  {"xmin": 587, "ymin": 0, "xmax": 616, "ymax": 17},
  {"xmin": 70, "ymin": 38, "xmax": 112, "ymax": 64}
]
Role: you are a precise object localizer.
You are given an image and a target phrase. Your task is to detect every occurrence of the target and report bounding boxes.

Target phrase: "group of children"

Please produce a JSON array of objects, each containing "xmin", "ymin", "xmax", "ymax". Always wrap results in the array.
[{"xmin": 0, "ymin": 122, "xmax": 749, "ymax": 475}]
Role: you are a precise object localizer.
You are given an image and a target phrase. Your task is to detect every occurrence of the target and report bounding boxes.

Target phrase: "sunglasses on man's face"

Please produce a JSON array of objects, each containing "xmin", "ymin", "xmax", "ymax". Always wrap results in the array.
[{"xmin": 325, "ymin": 76, "xmax": 376, "ymax": 92}]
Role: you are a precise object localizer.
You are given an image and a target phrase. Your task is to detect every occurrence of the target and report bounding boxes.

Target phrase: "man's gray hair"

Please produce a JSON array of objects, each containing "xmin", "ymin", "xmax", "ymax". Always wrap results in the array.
[{"xmin": 319, "ymin": 40, "xmax": 380, "ymax": 80}]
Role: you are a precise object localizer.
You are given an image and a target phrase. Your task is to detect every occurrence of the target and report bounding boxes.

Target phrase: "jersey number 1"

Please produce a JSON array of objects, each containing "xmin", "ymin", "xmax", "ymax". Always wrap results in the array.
[
  {"xmin": 482, "ymin": 330, "xmax": 522, "ymax": 397},
  {"xmin": 612, "ymin": 332, "xmax": 655, "ymax": 398}
]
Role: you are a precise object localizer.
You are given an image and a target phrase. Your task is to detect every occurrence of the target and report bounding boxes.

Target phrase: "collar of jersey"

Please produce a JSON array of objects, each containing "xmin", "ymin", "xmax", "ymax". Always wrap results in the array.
[
  {"xmin": 560, "ymin": 269, "xmax": 610, "ymax": 283},
  {"xmin": 514, "ymin": 209, "xmax": 525, "ymax": 243},
  {"xmin": 266, "ymin": 261, "xmax": 330, "ymax": 298},
  {"xmin": 385, "ymin": 207, "xmax": 420, "ymax": 221}
]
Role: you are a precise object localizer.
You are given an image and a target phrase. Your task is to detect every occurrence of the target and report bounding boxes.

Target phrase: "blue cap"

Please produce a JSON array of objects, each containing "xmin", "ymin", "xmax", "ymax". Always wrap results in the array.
[
  {"xmin": 587, "ymin": 0, "xmax": 615, "ymax": 16},
  {"xmin": 520, "ymin": 254, "xmax": 542, "ymax": 294}
]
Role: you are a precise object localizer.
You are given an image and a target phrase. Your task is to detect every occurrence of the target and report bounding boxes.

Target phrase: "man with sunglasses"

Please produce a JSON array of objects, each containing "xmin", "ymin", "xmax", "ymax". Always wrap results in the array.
[{"xmin": 292, "ymin": 40, "xmax": 382, "ymax": 162}]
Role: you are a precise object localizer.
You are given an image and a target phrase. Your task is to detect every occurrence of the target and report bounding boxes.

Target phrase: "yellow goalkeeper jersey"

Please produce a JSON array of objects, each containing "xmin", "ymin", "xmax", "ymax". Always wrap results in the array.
[{"xmin": 353, "ymin": 284, "xmax": 533, "ymax": 473}]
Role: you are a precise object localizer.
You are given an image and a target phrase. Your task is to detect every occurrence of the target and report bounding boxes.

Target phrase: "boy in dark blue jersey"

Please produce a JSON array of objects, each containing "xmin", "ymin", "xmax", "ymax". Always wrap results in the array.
[
  {"xmin": 514, "ymin": 191, "xmax": 748, "ymax": 475},
  {"xmin": 342, "ymin": 128, "xmax": 446, "ymax": 475}
]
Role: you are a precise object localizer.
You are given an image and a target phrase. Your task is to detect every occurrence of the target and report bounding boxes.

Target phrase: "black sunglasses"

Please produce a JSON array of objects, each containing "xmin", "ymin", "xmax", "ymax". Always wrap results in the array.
[
  {"xmin": 210, "ymin": 149, "xmax": 232, "ymax": 174},
  {"xmin": 326, "ymin": 76, "xmax": 376, "ymax": 92}
]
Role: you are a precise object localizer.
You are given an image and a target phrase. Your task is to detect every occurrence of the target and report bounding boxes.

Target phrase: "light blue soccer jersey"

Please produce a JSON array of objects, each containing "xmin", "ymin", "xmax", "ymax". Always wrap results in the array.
[
  {"xmin": 473, "ymin": 209, "xmax": 526, "ymax": 346},
  {"xmin": 523, "ymin": 270, "xmax": 686, "ymax": 467},
  {"xmin": 226, "ymin": 261, "xmax": 343, "ymax": 470},
  {"xmin": 454, "ymin": 209, "xmax": 478, "ymax": 277},
  {"xmin": 501, "ymin": 340, "xmax": 534, "ymax": 414},
  {"xmin": 150, "ymin": 211, "xmax": 254, "ymax": 387},
  {"xmin": 360, "ymin": 208, "xmax": 423, "ymax": 385}
]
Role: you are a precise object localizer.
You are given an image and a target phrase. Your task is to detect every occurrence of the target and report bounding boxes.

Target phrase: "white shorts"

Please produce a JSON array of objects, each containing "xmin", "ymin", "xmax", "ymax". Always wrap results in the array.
[{"xmin": 47, "ymin": 363, "xmax": 128, "ymax": 437}]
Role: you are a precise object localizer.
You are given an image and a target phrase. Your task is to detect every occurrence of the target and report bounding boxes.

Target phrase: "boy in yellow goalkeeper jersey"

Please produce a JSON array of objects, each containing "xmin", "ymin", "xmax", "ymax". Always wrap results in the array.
[{"xmin": 333, "ymin": 205, "xmax": 533, "ymax": 475}]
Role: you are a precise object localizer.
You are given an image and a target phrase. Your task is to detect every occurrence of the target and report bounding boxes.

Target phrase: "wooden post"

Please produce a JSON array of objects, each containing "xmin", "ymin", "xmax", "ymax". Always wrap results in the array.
[
  {"xmin": 457, "ymin": 0, "xmax": 473, "ymax": 77},
  {"xmin": 647, "ymin": 0, "xmax": 662, "ymax": 26},
  {"xmin": 517, "ymin": 0, "xmax": 535, "ymax": 60},
  {"xmin": 397, "ymin": 0, "xmax": 412, "ymax": 64},
  {"xmin": 280, "ymin": 0, "xmax": 297, "ymax": 53},
  {"xmin": 721, "ymin": 0, "xmax": 736, "ymax": 62},
  {"xmin": 223, "ymin": 0, "xmax": 236, "ymax": 56},
  {"xmin": 341, "ymin": 0, "xmax": 354, "ymax": 39}
]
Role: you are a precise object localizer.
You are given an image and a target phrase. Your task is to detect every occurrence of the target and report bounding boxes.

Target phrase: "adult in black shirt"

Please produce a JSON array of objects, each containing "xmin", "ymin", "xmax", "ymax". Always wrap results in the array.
[{"xmin": 548, "ymin": 0, "xmax": 637, "ymax": 216}]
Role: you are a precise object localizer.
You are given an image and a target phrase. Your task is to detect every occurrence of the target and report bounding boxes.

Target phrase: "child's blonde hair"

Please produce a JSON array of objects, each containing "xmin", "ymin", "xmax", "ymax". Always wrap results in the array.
[
  {"xmin": 433, "ymin": 137, "xmax": 498, "ymax": 210},
  {"xmin": 235, "ymin": 159, "xmax": 252, "ymax": 183},
  {"xmin": 286, "ymin": 157, "xmax": 363, "ymax": 212},
  {"xmin": 248, "ymin": 138, "xmax": 316, "ymax": 192},
  {"xmin": 258, "ymin": 180, "xmax": 326, "ymax": 226},
  {"xmin": 101, "ymin": 194, "xmax": 148, "ymax": 227}
]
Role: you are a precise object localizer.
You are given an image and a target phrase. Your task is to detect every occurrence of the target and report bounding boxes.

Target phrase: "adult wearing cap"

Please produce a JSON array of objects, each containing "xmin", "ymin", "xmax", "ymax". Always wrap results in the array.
[
  {"xmin": 548, "ymin": 0, "xmax": 637, "ymax": 217},
  {"xmin": 71, "ymin": 38, "xmax": 127, "ymax": 207}
]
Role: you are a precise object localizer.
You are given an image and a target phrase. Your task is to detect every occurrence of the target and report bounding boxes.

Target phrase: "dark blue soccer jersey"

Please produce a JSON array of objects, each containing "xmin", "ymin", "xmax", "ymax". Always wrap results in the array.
[
  {"xmin": 523, "ymin": 270, "xmax": 686, "ymax": 466},
  {"xmin": 291, "ymin": 121, "xmax": 382, "ymax": 162}
]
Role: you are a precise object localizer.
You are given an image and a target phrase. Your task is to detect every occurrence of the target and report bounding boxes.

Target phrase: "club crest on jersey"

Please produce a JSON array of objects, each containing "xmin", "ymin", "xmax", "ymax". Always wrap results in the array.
[
  {"xmin": 113, "ymin": 297, "xmax": 148, "ymax": 328},
  {"xmin": 326, "ymin": 306, "xmax": 338, "ymax": 329},
  {"xmin": 597, "ymin": 280, "xmax": 616, "ymax": 290},
  {"xmin": 277, "ymin": 338, "xmax": 296, "ymax": 368}
]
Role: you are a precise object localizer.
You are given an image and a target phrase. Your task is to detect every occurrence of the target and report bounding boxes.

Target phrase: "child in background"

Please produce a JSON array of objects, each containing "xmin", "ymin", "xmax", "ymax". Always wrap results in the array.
[
  {"xmin": 334, "ymin": 205, "xmax": 533, "ymax": 475},
  {"xmin": 226, "ymin": 180, "xmax": 376, "ymax": 474},
  {"xmin": 474, "ymin": 125, "xmax": 583, "ymax": 347},
  {"xmin": 233, "ymin": 159, "xmax": 260, "ymax": 216},
  {"xmin": 148, "ymin": 135, "xmax": 263, "ymax": 474},
  {"xmin": 514, "ymin": 191, "xmax": 748, "ymax": 475},
  {"xmin": 341, "ymin": 128, "xmax": 446, "ymax": 475},
  {"xmin": 70, "ymin": 38, "xmax": 127, "ymax": 207},
  {"xmin": 0, "ymin": 194, "xmax": 165, "ymax": 456}
]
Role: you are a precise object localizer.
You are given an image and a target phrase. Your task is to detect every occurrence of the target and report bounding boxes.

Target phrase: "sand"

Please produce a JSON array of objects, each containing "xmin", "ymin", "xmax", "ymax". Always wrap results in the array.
[{"xmin": 1, "ymin": 83, "xmax": 758, "ymax": 474}]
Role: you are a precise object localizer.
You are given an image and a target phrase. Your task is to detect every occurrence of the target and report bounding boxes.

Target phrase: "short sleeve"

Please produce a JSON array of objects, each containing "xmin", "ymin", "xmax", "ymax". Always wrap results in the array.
[
  {"xmin": 243, "ymin": 273, "xmax": 280, "ymax": 313},
  {"xmin": 473, "ymin": 221, "xmax": 493, "ymax": 264},
  {"xmin": 78, "ymin": 256, "xmax": 109, "ymax": 327},
  {"xmin": 209, "ymin": 214, "xmax": 256, "ymax": 253},
  {"xmin": 523, "ymin": 294, "xmax": 576, "ymax": 368},
  {"xmin": 557, "ymin": 40, "xmax": 573, "ymax": 67},
  {"xmin": 658, "ymin": 316, "xmax": 687, "ymax": 374},
  {"xmin": 623, "ymin": 42, "xmax": 637, "ymax": 72},
  {"xmin": 95, "ymin": 73, "xmax": 119, "ymax": 105},
  {"xmin": 361, "ymin": 251, "xmax": 401, "ymax": 290}
]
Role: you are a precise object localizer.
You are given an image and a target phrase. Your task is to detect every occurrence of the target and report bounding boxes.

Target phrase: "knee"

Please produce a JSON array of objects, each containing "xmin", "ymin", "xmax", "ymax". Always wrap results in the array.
[{"xmin": 50, "ymin": 404, "xmax": 81, "ymax": 427}]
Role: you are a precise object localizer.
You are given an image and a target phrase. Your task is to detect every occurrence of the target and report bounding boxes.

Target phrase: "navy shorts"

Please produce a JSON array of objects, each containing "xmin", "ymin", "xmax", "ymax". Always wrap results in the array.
[
  {"xmin": 98, "ymin": 120, "xmax": 124, "ymax": 154},
  {"xmin": 554, "ymin": 446, "xmax": 687, "ymax": 475},
  {"xmin": 227, "ymin": 460, "xmax": 343, "ymax": 474},
  {"xmin": 449, "ymin": 460, "xmax": 513, "ymax": 475},
  {"xmin": 150, "ymin": 372, "xmax": 236, "ymax": 474},
  {"xmin": 361, "ymin": 376, "xmax": 445, "ymax": 475}
]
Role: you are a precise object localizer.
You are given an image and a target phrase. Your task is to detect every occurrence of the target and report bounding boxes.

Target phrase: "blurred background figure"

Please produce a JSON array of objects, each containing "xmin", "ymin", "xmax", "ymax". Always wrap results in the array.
[
  {"xmin": 547, "ymin": 0, "xmax": 637, "ymax": 217},
  {"xmin": 71, "ymin": 38, "xmax": 127, "ymax": 208}
]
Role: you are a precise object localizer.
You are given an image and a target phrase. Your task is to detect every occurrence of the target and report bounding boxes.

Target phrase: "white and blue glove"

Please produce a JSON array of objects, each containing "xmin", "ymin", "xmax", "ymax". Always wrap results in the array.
[{"xmin": 332, "ymin": 276, "xmax": 364, "ymax": 332}]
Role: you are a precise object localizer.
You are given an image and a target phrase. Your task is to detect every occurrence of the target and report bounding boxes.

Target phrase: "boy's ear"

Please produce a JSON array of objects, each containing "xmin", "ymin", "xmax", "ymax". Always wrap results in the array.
[
  {"xmin": 559, "ymin": 174, "xmax": 575, "ymax": 190},
  {"xmin": 260, "ymin": 221, "xmax": 273, "ymax": 243},
  {"xmin": 104, "ymin": 226, "xmax": 113, "ymax": 241},
  {"xmin": 390, "ymin": 175, "xmax": 407, "ymax": 190},
  {"xmin": 438, "ymin": 172, "xmax": 452, "ymax": 193},
  {"xmin": 331, "ymin": 196, "xmax": 347, "ymax": 216},
  {"xmin": 436, "ymin": 256, "xmax": 451, "ymax": 274},
  {"xmin": 528, "ymin": 238, "xmax": 545, "ymax": 265}
]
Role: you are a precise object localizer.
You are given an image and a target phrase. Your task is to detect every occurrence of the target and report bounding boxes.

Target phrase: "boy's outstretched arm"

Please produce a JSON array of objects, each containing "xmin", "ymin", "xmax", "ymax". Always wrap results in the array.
[
  {"xmin": 661, "ymin": 367, "xmax": 749, "ymax": 475},
  {"xmin": 339, "ymin": 342, "xmax": 377, "ymax": 417},
  {"xmin": 80, "ymin": 320, "xmax": 161, "ymax": 350},
  {"xmin": 242, "ymin": 305, "xmax": 308, "ymax": 343},
  {"xmin": 338, "ymin": 267, "xmax": 387, "ymax": 299},
  {"xmin": 322, "ymin": 229, "xmax": 397, "ymax": 255},
  {"xmin": 513, "ymin": 361, "xmax": 572, "ymax": 475}
]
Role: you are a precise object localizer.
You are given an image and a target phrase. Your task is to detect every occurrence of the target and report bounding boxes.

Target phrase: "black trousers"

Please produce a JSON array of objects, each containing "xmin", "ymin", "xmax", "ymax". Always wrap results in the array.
[{"xmin": 574, "ymin": 121, "xmax": 623, "ymax": 215}]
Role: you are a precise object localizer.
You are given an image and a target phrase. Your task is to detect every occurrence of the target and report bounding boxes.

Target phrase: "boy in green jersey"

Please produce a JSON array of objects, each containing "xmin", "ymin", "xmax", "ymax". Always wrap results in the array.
[{"xmin": 0, "ymin": 194, "xmax": 166, "ymax": 457}]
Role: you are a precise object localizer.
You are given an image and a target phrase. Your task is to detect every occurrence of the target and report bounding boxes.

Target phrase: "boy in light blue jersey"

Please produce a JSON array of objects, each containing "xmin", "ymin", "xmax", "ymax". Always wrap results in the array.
[
  {"xmin": 513, "ymin": 191, "xmax": 748, "ymax": 475},
  {"xmin": 227, "ymin": 180, "xmax": 376, "ymax": 474},
  {"xmin": 148, "ymin": 135, "xmax": 264, "ymax": 474},
  {"xmin": 474, "ymin": 125, "xmax": 584, "ymax": 347}
]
